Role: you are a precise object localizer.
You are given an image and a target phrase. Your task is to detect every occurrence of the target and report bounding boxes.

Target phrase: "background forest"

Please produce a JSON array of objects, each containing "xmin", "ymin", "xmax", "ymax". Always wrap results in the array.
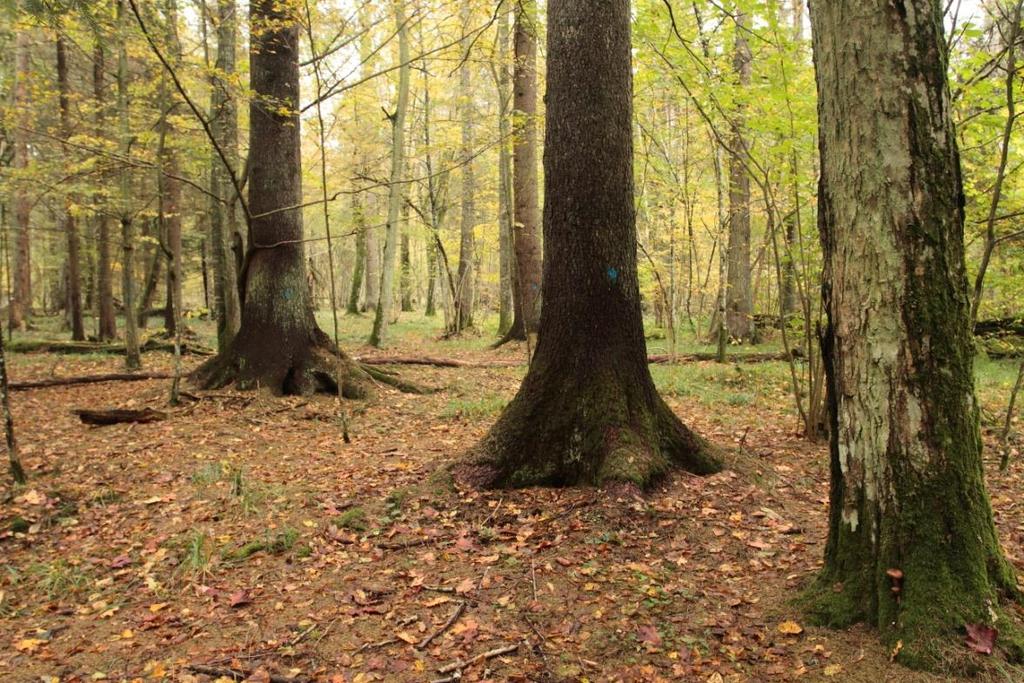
[{"xmin": 2, "ymin": 0, "xmax": 1024, "ymax": 682}]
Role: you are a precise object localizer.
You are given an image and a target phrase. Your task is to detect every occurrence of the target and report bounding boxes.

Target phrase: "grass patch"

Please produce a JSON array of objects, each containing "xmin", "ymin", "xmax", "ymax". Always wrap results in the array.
[
  {"xmin": 30, "ymin": 560, "xmax": 91, "ymax": 600},
  {"xmin": 441, "ymin": 395, "xmax": 508, "ymax": 419},
  {"xmin": 333, "ymin": 507, "xmax": 368, "ymax": 532}
]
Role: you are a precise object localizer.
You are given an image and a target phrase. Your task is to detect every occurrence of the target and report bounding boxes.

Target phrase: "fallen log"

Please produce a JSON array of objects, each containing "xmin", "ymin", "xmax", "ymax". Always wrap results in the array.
[
  {"xmin": 648, "ymin": 350, "xmax": 799, "ymax": 364},
  {"xmin": 10, "ymin": 372, "xmax": 172, "ymax": 391},
  {"xmin": 8, "ymin": 338, "xmax": 213, "ymax": 356},
  {"xmin": 73, "ymin": 408, "xmax": 167, "ymax": 425}
]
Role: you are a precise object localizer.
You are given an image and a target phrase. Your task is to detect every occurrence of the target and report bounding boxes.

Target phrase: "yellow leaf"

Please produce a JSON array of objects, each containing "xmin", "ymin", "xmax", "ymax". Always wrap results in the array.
[
  {"xmin": 148, "ymin": 603, "xmax": 169, "ymax": 613},
  {"xmin": 777, "ymin": 620, "xmax": 804, "ymax": 635},
  {"xmin": 823, "ymin": 664, "xmax": 843, "ymax": 677},
  {"xmin": 14, "ymin": 638, "xmax": 46, "ymax": 653},
  {"xmin": 395, "ymin": 631, "xmax": 418, "ymax": 645}
]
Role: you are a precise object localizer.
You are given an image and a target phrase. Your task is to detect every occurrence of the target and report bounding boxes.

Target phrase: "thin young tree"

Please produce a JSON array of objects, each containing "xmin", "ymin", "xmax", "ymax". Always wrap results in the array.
[
  {"xmin": 92, "ymin": 41, "xmax": 117, "ymax": 342},
  {"xmin": 806, "ymin": 0, "xmax": 1020, "ymax": 667},
  {"xmin": 10, "ymin": 25, "xmax": 32, "ymax": 332},
  {"xmin": 468, "ymin": 0, "xmax": 721, "ymax": 488},
  {"xmin": 117, "ymin": 0, "xmax": 141, "ymax": 370},
  {"xmin": 369, "ymin": 0, "xmax": 411, "ymax": 347}
]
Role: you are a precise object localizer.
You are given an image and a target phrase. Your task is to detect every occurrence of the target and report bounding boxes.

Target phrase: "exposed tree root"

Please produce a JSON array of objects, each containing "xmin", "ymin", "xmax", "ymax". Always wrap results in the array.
[
  {"xmin": 465, "ymin": 367, "xmax": 721, "ymax": 489},
  {"xmin": 192, "ymin": 333, "xmax": 428, "ymax": 397}
]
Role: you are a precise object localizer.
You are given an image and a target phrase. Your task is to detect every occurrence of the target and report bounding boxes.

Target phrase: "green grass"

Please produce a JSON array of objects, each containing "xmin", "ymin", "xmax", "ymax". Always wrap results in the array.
[
  {"xmin": 441, "ymin": 395, "xmax": 509, "ymax": 419},
  {"xmin": 30, "ymin": 560, "xmax": 91, "ymax": 600}
]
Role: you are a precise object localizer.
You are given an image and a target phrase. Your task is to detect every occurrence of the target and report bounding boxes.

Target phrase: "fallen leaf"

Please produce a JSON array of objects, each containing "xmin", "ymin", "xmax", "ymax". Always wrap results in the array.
[
  {"xmin": 965, "ymin": 623, "xmax": 997, "ymax": 655},
  {"xmin": 823, "ymin": 664, "xmax": 843, "ymax": 677},
  {"xmin": 777, "ymin": 620, "xmax": 804, "ymax": 635},
  {"xmin": 637, "ymin": 624, "xmax": 663, "ymax": 647},
  {"xmin": 228, "ymin": 590, "xmax": 252, "ymax": 608},
  {"xmin": 14, "ymin": 638, "xmax": 46, "ymax": 653}
]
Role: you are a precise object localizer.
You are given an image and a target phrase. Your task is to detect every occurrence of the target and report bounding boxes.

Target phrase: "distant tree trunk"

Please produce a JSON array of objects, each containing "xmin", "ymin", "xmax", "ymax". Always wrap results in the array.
[
  {"xmin": 10, "ymin": 28, "xmax": 32, "ymax": 332},
  {"xmin": 137, "ymin": 225, "xmax": 163, "ymax": 328},
  {"xmin": 347, "ymin": 216, "xmax": 366, "ymax": 314},
  {"xmin": 400, "ymin": 227, "xmax": 413, "ymax": 312},
  {"xmin": 496, "ymin": 4, "xmax": 514, "ymax": 337},
  {"xmin": 194, "ymin": 0, "xmax": 392, "ymax": 397},
  {"xmin": 0, "ymin": 318, "xmax": 24, "ymax": 485},
  {"xmin": 93, "ymin": 43, "xmax": 117, "ymax": 342},
  {"xmin": 160, "ymin": 0, "xmax": 184, "ymax": 337},
  {"xmin": 117, "ymin": 0, "xmax": 141, "ymax": 370},
  {"xmin": 56, "ymin": 36, "xmax": 86, "ymax": 341},
  {"xmin": 209, "ymin": 0, "xmax": 242, "ymax": 350},
  {"xmin": 780, "ymin": 0, "xmax": 803, "ymax": 318},
  {"xmin": 470, "ymin": 0, "xmax": 720, "ymax": 489},
  {"xmin": 806, "ymin": 0, "xmax": 1019, "ymax": 668},
  {"xmin": 453, "ymin": 0, "xmax": 476, "ymax": 334},
  {"xmin": 497, "ymin": 0, "xmax": 542, "ymax": 346},
  {"xmin": 725, "ymin": 9, "xmax": 754, "ymax": 342},
  {"xmin": 425, "ymin": 238, "xmax": 438, "ymax": 316},
  {"xmin": 369, "ymin": 0, "xmax": 411, "ymax": 347}
]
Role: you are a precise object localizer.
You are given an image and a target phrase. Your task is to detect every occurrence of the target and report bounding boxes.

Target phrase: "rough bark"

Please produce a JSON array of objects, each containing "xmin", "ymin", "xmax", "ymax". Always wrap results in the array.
[
  {"xmin": 93, "ymin": 44, "xmax": 117, "ymax": 342},
  {"xmin": 209, "ymin": 0, "xmax": 243, "ymax": 350},
  {"xmin": 400, "ymin": 217, "xmax": 413, "ymax": 312},
  {"xmin": 725, "ymin": 9, "xmax": 754, "ymax": 342},
  {"xmin": 497, "ymin": 0, "xmax": 542, "ymax": 345},
  {"xmin": 10, "ymin": 27, "xmax": 32, "ymax": 331},
  {"xmin": 193, "ymin": 0, "xmax": 401, "ymax": 397},
  {"xmin": 369, "ymin": 0, "xmax": 411, "ymax": 347},
  {"xmin": 805, "ymin": 0, "xmax": 1020, "ymax": 669},
  {"xmin": 57, "ymin": 36, "xmax": 86, "ymax": 341},
  {"xmin": 469, "ymin": 0, "xmax": 720, "ymax": 489}
]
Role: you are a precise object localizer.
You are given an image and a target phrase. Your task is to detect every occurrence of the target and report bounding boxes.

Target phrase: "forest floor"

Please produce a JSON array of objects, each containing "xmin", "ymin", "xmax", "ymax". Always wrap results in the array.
[{"xmin": 1, "ymin": 314, "xmax": 1023, "ymax": 683}]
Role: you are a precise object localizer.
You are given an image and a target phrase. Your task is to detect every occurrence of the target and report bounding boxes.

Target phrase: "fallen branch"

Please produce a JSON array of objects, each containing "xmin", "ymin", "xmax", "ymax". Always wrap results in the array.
[
  {"xmin": 11, "ymin": 372, "xmax": 172, "ymax": 391},
  {"xmin": 185, "ymin": 664, "xmax": 310, "ymax": 683},
  {"xmin": 436, "ymin": 641, "xmax": 521, "ymax": 677},
  {"xmin": 74, "ymin": 408, "xmax": 167, "ymax": 425},
  {"xmin": 418, "ymin": 601, "xmax": 467, "ymax": 650},
  {"xmin": 356, "ymin": 352, "xmax": 798, "ymax": 368},
  {"xmin": 354, "ymin": 637, "xmax": 397, "ymax": 654}
]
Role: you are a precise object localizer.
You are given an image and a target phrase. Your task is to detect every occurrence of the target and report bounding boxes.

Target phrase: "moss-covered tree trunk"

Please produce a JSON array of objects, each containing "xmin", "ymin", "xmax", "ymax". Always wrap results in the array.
[
  {"xmin": 807, "ymin": 0, "xmax": 1019, "ymax": 668},
  {"xmin": 193, "ymin": 0, "xmax": 400, "ymax": 397},
  {"xmin": 470, "ymin": 0, "xmax": 720, "ymax": 489}
]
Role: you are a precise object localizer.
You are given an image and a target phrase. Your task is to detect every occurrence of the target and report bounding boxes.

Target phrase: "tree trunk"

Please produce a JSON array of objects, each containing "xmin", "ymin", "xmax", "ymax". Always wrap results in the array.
[
  {"xmin": 725, "ymin": 9, "xmax": 754, "ymax": 342},
  {"xmin": 347, "ymin": 215, "xmax": 366, "ymax": 315},
  {"xmin": 117, "ymin": 0, "xmax": 141, "ymax": 370},
  {"xmin": 56, "ymin": 36, "xmax": 86, "ymax": 341},
  {"xmin": 425, "ymin": 238, "xmax": 438, "ymax": 317},
  {"xmin": 496, "ymin": 4, "xmax": 514, "ymax": 337},
  {"xmin": 194, "ymin": 0, "xmax": 392, "ymax": 397},
  {"xmin": 160, "ymin": 0, "xmax": 184, "ymax": 337},
  {"xmin": 469, "ymin": 0, "xmax": 720, "ymax": 489},
  {"xmin": 209, "ymin": 0, "xmax": 243, "ymax": 350},
  {"xmin": 10, "ymin": 27, "xmax": 32, "ymax": 332},
  {"xmin": 0, "ymin": 317, "xmax": 24, "ymax": 484},
  {"xmin": 93, "ymin": 44, "xmax": 117, "ymax": 341},
  {"xmin": 453, "ymin": 0, "xmax": 476, "ymax": 334},
  {"xmin": 137, "ymin": 221, "xmax": 163, "ymax": 327},
  {"xmin": 498, "ymin": 0, "xmax": 542, "ymax": 345},
  {"xmin": 806, "ymin": 0, "xmax": 1019, "ymax": 668},
  {"xmin": 400, "ymin": 228, "xmax": 413, "ymax": 312},
  {"xmin": 369, "ymin": 0, "xmax": 411, "ymax": 347}
]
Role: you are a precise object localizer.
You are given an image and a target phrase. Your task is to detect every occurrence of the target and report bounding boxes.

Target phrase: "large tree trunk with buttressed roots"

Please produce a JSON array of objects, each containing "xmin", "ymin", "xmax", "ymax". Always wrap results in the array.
[
  {"xmin": 193, "ymin": 0, "xmax": 412, "ymax": 397},
  {"xmin": 467, "ymin": 0, "xmax": 720, "ymax": 488}
]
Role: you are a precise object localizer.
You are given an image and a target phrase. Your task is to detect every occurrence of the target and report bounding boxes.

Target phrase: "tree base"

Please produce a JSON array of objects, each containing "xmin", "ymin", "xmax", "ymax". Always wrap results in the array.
[
  {"xmin": 191, "ymin": 330, "xmax": 425, "ymax": 397},
  {"xmin": 466, "ymin": 366, "xmax": 721, "ymax": 489},
  {"xmin": 801, "ymin": 556, "xmax": 1020, "ymax": 671}
]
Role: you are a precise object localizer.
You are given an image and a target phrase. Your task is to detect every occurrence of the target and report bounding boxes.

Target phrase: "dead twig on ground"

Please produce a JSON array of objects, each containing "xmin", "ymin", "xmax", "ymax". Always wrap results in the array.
[
  {"xmin": 417, "ymin": 600, "xmax": 466, "ymax": 650},
  {"xmin": 435, "ymin": 641, "xmax": 522, "ymax": 678}
]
